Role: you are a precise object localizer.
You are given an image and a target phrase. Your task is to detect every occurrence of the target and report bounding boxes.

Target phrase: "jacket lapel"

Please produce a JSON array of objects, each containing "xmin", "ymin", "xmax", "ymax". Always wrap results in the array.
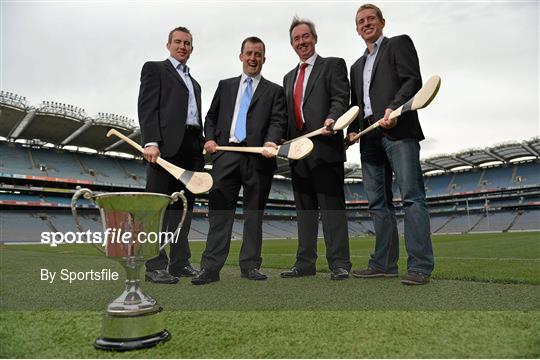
[
  {"xmin": 192, "ymin": 78, "xmax": 203, "ymax": 127},
  {"xmin": 248, "ymin": 77, "xmax": 268, "ymax": 111},
  {"xmin": 227, "ymin": 76, "xmax": 242, "ymax": 131},
  {"xmin": 164, "ymin": 60, "xmax": 188, "ymax": 91},
  {"xmin": 303, "ymin": 55, "xmax": 322, "ymax": 104},
  {"xmin": 357, "ymin": 56, "xmax": 367, "ymax": 104},
  {"xmin": 370, "ymin": 37, "xmax": 388, "ymax": 85}
]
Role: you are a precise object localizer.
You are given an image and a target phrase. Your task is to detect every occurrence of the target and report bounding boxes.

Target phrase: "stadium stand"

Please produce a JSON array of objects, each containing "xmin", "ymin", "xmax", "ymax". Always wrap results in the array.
[{"xmin": 1, "ymin": 91, "xmax": 538, "ymax": 244}]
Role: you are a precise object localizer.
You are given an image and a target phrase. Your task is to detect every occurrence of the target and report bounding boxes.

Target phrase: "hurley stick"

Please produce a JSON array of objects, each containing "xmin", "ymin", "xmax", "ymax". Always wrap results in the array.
[
  {"xmin": 106, "ymin": 129, "xmax": 213, "ymax": 194},
  {"xmin": 215, "ymin": 138, "xmax": 314, "ymax": 160},
  {"xmin": 283, "ymin": 105, "xmax": 359, "ymax": 145},
  {"xmin": 349, "ymin": 75, "xmax": 441, "ymax": 143}
]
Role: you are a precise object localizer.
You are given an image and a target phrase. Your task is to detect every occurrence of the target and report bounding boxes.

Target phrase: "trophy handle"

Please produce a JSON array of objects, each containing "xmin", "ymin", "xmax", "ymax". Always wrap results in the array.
[
  {"xmin": 162, "ymin": 191, "xmax": 188, "ymax": 251},
  {"xmin": 71, "ymin": 187, "xmax": 104, "ymax": 254}
]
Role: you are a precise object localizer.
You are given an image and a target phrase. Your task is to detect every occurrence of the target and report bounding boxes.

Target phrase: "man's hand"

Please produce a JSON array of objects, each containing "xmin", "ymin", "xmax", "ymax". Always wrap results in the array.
[
  {"xmin": 261, "ymin": 142, "xmax": 278, "ymax": 158},
  {"xmin": 143, "ymin": 145, "xmax": 160, "ymax": 163},
  {"xmin": 344, "ymin": 132, "xmax": 358, "ymax": 146},
  {"xmin": 378, "ymin": 108, "xmax": 397, "ymax": 129},
  {"xmin": 321, "ymin": 119, "xmax": 336, "ymax": 136},
  {"xmin": 204, "ymin": 140, "xmax": 218, "ymax": 154}
]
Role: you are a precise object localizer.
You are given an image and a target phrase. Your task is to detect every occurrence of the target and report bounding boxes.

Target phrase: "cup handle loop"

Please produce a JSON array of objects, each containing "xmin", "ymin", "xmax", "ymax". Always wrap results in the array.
[
  {"xmin": 71, "ymin": 187, "xmax": 104, "ymax": 254},
  {"xmin": 162, "ymin": 190, "xmax": 188, "ymax": 251}
]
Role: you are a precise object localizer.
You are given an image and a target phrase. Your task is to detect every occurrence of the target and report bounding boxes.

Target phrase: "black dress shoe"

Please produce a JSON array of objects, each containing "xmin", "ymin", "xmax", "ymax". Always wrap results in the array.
[
  {"xmin": 241, "ymin": 268, "xmax": 268, "ymax": 280},
  {"xmin": 280, "ymin": 266, "xmax": 316, "ymax": 278},
  {"xmin": 191, "ymin": 268, "xmax": 220, "ymax": 285},
  {"xmin": 330, "ymin": 267, "xmax": 349, "ymax": 280},
  {"xmin": 145, "ymin": 270, "xmax": 179, "ymax": 284},
  {"xmin": 171, "ymin": 264, "xmax": 199, "ymax": 277}
]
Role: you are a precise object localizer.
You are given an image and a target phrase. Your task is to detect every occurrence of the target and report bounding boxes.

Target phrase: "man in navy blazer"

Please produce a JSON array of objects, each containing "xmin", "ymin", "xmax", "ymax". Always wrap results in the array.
[
  {"xmin": 192, "ymin": 36, "xmax": 287, "ymax": 285},
  {"xmin": 280, "ymin": 17, "xmax": 352, "ymax": 281},
  {"xmin": 138, "ymin": 26, "xmax": 204, "ymax": 284},
  {"xmin": 346, "ymin": 4, "xmax": 434, "ymax": 285}
]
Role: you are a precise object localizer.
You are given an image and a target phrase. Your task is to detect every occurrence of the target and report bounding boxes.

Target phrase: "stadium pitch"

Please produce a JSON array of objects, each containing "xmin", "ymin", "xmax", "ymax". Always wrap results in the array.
[{"xmin": 1, "ymin": 232, "xmax": 538, "ymax": 358}]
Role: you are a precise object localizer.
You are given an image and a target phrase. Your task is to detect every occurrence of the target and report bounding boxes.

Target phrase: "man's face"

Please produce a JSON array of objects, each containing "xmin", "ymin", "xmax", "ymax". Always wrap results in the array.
[
  {"xmin": 240, "ymin": 41, "xmax": 265, "ymax": 76},
  {"xmin": 167, "ymin": 31, "xmax": 193, "ymax": 64},
  {"xmin": 356, "ymin": 8, "xmax": 385, "ymax": 43},
  {"xmin": 290, "ymin": 24, "xmax": 317, "ymax": 61}
]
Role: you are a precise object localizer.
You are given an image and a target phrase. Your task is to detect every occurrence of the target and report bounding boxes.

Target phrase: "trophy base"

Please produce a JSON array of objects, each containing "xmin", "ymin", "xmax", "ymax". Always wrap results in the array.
[
  {"xmin": 94, "ymin": 306, "xmax": 170, "ymax": 351},
  {"xmin": 95, "ymin": 330, "xmax": 170, "ymax": 351}
]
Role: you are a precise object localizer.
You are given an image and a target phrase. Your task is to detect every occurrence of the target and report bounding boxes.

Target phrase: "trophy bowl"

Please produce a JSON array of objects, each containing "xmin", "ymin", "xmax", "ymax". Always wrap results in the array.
[{"xmin": 71, "ymin": 189, "xmax": 187, "ymax": 351}]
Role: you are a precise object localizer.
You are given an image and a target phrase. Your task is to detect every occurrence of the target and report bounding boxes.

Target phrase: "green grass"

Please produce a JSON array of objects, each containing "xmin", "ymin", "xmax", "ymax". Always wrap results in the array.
[{"xmin": 1, "ymin": 232, "xmax": 539, "ymax": 357}]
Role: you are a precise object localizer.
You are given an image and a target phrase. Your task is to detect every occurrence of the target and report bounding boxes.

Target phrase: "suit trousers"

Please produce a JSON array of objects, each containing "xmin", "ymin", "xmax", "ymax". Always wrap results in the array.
[
  {"xmin": 361, "ymin": 137, "xmax": 434, "ymax": 275},
  {"xmin": 290, "ymin": 160, "xmax": 351, "ymax": 271},
  {"xmin": 200, "ymin": 152, "xmax": 273, "ymax": 273},
  {"xmin": 145, "ymin": 130, "xmax": 203, "ymax": 276}
]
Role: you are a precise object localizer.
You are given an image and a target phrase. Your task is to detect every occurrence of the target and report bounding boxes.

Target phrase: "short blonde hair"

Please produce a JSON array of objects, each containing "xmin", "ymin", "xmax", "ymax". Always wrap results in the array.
[{"xmin": 356, "ymin": 4, "xmax": 384, "ymax": 24}]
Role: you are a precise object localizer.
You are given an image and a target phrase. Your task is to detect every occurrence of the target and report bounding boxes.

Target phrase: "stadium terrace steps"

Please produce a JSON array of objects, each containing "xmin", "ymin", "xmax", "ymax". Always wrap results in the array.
[
  {"xmin": 511, "ymin": 210, "xmax": 540, "ymax": 231},
  {"xmin": 471, "ymin": 211, "xmax": 515, "ymax": 232}
]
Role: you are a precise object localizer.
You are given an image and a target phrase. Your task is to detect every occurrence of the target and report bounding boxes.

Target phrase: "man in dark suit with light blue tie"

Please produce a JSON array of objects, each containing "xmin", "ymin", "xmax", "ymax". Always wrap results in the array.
[
  {"xmin": 138, "ymin": 26, "xmax": 204, "ymax": 284},
  {"xmin": 192, "ymin": 36, "xmax": 287, "ymax": 285}
]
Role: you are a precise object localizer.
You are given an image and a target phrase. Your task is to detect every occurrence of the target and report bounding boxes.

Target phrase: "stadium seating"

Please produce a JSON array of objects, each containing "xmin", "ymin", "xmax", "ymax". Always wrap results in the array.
[
  {"xmin": 1, "ymin": 141, "xmax": 538, "ymax": 243},
  {"xmin": 471, "ymin": 211, "xmax": 516, "ymax": 232},
  {"xmin": 510, "ymin": 210, "xmax": 540, "ymax": 231},
  {"xmin": 0, "ymin": 143, "xmax": 43, "ymax": 176},
  {"xmin": 514, "ymin": 162, "xmax": 540, "ymax": 188},
  {"xmin": 480, "ymin": 165, "xmax": 514, "ymax": 190},
  {"xmin": 451, "ymin": 170, "xmax": 482, "ymax": 194}
]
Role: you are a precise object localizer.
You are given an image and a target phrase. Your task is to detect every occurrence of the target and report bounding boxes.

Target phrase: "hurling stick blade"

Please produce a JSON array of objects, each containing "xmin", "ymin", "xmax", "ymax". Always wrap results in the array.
[
  {"xmin": 107, "ymin": 128, "xmax": 213, "ymax": 194},
  {"xmin": 348, "ymin": 75, "xmax": 442, "ymax": 144},
  {"xmin": 277, "ymin": 138, "xmax": 314, "ymax": 160},
  {"xmin": 390, "ymin": 75, "xmax": 441, "ymax": 119},
  {"xmin": 332, "ymin": 106, "xmax": 360, "ymax": 131},
  {"xmin": 283, "ymin": 105, "xmax": 360, "ymax": 145}
]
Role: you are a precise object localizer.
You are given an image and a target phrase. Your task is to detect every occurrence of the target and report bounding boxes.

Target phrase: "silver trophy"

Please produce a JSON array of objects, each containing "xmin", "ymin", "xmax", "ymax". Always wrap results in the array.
[{"xmin": 71, "ymin": 189, "xmax": 188, "ymax": 351}]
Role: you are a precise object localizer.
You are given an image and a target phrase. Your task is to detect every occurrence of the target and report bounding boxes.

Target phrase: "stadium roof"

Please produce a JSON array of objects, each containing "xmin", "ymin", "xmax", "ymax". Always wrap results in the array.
[{"xmin": 1, "ymin": 91, "xmax": 538, "ymax": 179}]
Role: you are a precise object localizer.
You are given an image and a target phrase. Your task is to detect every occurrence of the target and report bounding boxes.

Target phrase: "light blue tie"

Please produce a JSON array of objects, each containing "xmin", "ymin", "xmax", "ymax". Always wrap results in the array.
[{"xmin": 234, "ymin": 77, "xmax": 253, "ymax": 142}]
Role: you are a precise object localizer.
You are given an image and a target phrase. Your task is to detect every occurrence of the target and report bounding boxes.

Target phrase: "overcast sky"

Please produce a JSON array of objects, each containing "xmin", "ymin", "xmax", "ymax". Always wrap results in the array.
[{"xmin": 1, "ymin": 1, "xmax": 538, "ymax": 164}]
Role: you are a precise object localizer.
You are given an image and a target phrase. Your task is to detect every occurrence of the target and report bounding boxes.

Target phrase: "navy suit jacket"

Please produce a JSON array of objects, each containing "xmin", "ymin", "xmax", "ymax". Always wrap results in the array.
[{"xmin": 138, "ymin": 59, "xmax": 203, "ymax": 158}]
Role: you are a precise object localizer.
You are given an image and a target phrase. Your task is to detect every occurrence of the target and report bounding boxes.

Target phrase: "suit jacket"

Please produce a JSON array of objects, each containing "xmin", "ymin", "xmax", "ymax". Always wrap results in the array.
[
  {"xmin": 284, "ymin": 55, "xmax": 349, "ymax": 165},
  {"xmin": 137, "ymin": 59, "xmax": 204, "ymax": 158},
  {"xmin": 347, "ymin": 35, "xmax": 424, "ymax": 142},
  {"xmin": 204, "ymin": 76, "xmax": 287, "ymax": 171}
]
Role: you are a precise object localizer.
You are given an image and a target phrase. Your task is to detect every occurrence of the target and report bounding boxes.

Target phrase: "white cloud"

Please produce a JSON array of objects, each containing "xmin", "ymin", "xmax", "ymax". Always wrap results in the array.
[{"xmin": 2, "ymin": 1, "xmax": 538, "ymax": 164}]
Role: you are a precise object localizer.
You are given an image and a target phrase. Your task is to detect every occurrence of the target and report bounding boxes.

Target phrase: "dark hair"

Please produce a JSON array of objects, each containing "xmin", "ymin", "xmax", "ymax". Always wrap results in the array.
[
  {"xmin": 356, "ymin": 4, "xmax": 385, "ymax": 24},
  {"xmin": 289, "ymin": 16, "xmax": 318, "ymax": 42},
  {"xmin": 168, "ymin": 26, "xmax": 192, "ymax": 44},
  {"xmin": 241, "ymin": 36, "xmax": 266, "ymax": 55}
]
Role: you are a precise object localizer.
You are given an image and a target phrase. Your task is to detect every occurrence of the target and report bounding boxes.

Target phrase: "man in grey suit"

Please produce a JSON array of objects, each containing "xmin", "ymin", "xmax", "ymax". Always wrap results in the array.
[
  {"xmin": 280, "ymin": 17, "xmax": 352, "ymax": 281},
  {"xmin": 346, "ymin": 4, "xmax": 434, "ymax": 285},
  {"xmin": 138, "ymin": 26, "xmax": 204, "ymax": 284},
  {"xmin": 192, "ymin": 36, "xmax": 287, "ymax": 285}
]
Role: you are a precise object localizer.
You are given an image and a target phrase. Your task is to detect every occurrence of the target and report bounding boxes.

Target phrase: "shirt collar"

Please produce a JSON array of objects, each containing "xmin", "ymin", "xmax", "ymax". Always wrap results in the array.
[
  {"xmin": 168, "ymin": 56, "xmax": 189, "ymax": 74},
  {"xmin": 363, "ymin": 35, "xmax": 384, "ymax": 56},
  {"xmin": 298, "ymin": 52, "xmax": 318, "ymax": 68},
  {"xmin": 240, "ymin": 72, "xmax": 262, "ymax": 83}
]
